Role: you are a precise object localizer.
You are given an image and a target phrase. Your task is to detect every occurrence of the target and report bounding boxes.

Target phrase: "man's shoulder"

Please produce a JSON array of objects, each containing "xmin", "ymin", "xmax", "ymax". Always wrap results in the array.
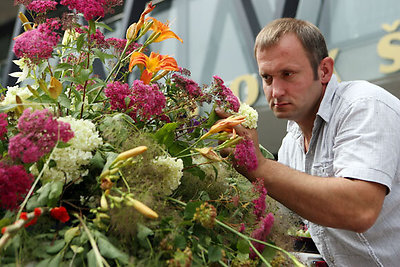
[{"xmin": 336, "ymin": 79, "xmax": 399, "ymax": 104}]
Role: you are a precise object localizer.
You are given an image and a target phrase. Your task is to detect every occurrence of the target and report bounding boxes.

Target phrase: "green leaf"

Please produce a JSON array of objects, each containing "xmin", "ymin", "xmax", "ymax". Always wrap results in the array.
[
  {"xmin": 76, "ymin": 33, "xmax": 85, "ymax": 51},
  {"xmin": 87, "ymin": 249, "xmax": 97, "ymax": 267},
  {"xmin": 48, "ymin": 252, "xmax": 63, "ymax": 267},
  {"xmin": 184, "ymin": 201, "xmax": 201, "ymax": 220},
  {"xmin": 90, "ymin": 150, "xmax": 105, "ymax": 170},
  {"xmin": 173, "ymin": 235, "xmax": 187, "ymax": 249},
  {"xmin": 0, "ymin": 104, "xmax": 18, "ymax": 113},
  {"xmin": 49, "ymin": 180, "xmax": 64, "ymax": 202},
  {"xmin": 204, "ymin": 108, "xmax": 220, "ymax": 128},
  {"xmin": 208, "ymin": 245, "xmax": 222, "ymax": 262},
  {"xmin": 70, "ymin": 245, "xmax": 84, "ymax": 254},
  {"xmin": 56, "ymin": 141, "xmax": 71, "ymax": 148},
  {"xmin": 95, "ymin": 22, "xmax": 113, "ymax": 32},
  {"xmin": 137, "ymin": 223, "xmax": 154, "ymax": 248},
  {"xmin": 65, "ymin": 226, "xmax": 81, "ymax": 244},
  {"xmin": 261, "ymin": 246, "xmax": 277, "ymax": 262},
  {"xmin": 185, "ymin": 166, "xmax": 206, "ymax": 181},
  {"xmin": 58, "ymin": 93, "xmax": 71, "ymax": 109},
  {"xmin": 259, "ymin": 144, "xmax": 275, "ymax": 160},
  {"xmin": 46, "ymin": 239, "xmax": 66, "ymax": 254},
  {"xmin": 78, "ymin": 69, "xmax": 91, "ymax": 85},
  {"xmin": 237, "ymin": 239, "xmax": 250, "ymax": 254},
  {"xmin": 97, "ymin": 236, "xmax": 129, "ymax": 264},
  {"xmin": 154, "ymin": 122, "xmax": 178, "ymax": 147}
]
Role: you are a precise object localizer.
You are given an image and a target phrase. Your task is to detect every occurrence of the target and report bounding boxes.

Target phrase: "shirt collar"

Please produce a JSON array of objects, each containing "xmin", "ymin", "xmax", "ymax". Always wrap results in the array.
[
  {"xmin": 316, "ymin": 74, "xmax": 338, "ymax": 123},
  {"xmin": 286, "ymin": 74, "xmax": 339, "ymax": 135}
]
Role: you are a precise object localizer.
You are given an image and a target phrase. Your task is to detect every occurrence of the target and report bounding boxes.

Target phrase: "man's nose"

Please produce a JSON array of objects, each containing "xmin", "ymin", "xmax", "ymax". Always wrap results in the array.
[{"xmin": 271, "ymin": 79, "xmax": 285, "ymax": 98}]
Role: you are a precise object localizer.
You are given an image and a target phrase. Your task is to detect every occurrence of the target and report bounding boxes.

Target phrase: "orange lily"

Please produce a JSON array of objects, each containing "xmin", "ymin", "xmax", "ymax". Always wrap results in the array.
[
  {"xmin": 129, "ymin": 51, "xmax": 179, "ymax": 84},
  {"xmin": 200, "ymin": 115, "xmax": 247, "ymax": 140},
  {"xmin": 146, "ymin": 17, "xmax": 183, "ymax": 43}
]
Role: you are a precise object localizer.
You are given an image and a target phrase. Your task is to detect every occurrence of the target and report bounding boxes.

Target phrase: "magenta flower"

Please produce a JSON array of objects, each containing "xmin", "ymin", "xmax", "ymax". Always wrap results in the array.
[
  {"xmin": 249, "ymin": 213, "xmax": 275, "ymax": 259},
  {"xmin": 107, "ymin": 37, "xmax": 142, "ymax": 56},
  {"xmin": 252, "ymin": 178, "xmax": 268, "ymax": 220},
  {"xmin": 60, "ymin": 0, "xmax": 123, "ymax": 21},
  {"xmin": 8, "ymin": 109, "xmax": 74, "ymax": 163},
  {"xmin": 13, "ymin": 19, "xmax": 60, "ymax": 63},
  {"xmin": 212, "ymin": 75, "xmax": 240, "ymax": 112},
  {"xmin": 0, "ymin": 162, "xmax": 33, "ymax": 210},
  {"xmin": 105, "ymin": 80, "xmax": 166, "ymax": 122},
  {"xmin": 0, "ymin": 113, "xmax": 7, "ymax": 140},
  {"xmin": 234, "ymin": 139, "xmax": 258, "ymax": 171},
  {"xmin": 172, "ymin": 74, "xmax": 203, "ymax": 98},
  {"xmin": 76, "ymin": 26, "xmax": 109, "ymax": 49},
  {"xmin": 26, "ymin": 0, "xmax": 58, "ymax": 13}
]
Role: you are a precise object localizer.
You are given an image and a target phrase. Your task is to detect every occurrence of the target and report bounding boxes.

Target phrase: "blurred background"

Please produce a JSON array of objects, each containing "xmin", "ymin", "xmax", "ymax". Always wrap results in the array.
[{"xmin": 2, "ymin": 0, "xmax": 400, "ymax": 155}]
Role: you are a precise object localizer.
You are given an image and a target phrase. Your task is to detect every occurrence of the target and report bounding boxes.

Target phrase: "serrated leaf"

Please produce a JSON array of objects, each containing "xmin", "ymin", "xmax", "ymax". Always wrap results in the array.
[
  {"xmin": 208, "ymin": 245, "xmax": 222, "ymax": 262},
  {"xmin": 173, "ymin": 235, "xmax": 186, "ymax": 249},
  {"xmin": 237, "ymin": 239, "xmax": 250, "ymax": 254}
]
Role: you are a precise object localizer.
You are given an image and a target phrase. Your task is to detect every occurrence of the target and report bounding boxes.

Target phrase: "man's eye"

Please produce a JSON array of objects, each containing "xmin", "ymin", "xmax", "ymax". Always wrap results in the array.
[
  {"xmin": 263, "ymin": 76, "xmax": 272, "ymax": 85},
  {"xmin": 283, "ymin": 72, "xmax": 294, "ymax": 77}
]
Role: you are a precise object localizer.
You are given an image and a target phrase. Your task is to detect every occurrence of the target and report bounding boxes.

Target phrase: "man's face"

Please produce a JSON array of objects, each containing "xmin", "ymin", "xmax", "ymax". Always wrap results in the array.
[{"xmin": 256, "ymin": 33, "xmax": 325, "ymax": 126}]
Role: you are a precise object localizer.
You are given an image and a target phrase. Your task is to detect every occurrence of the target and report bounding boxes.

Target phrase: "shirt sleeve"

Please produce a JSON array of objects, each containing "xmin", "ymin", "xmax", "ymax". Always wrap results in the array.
[{"xmin": 333, "ymin": 98, "xmax": 400, "ymax": 192}]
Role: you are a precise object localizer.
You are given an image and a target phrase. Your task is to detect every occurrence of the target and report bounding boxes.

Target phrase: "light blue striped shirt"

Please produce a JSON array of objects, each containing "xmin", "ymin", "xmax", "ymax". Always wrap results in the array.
[{"xmin": 278, "ymin": 75, "xmax": 400, "ymax": 266}]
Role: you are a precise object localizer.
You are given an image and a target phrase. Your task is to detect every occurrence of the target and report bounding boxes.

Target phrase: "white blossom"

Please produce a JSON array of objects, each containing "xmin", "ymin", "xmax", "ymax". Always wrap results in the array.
[
  {"xmin": 152, "ymin": 156, "xmax": 183, "ymax": 195},
  {"xmin": 235, "ymin": 102, "xmax": 258, "ymax": 129}
]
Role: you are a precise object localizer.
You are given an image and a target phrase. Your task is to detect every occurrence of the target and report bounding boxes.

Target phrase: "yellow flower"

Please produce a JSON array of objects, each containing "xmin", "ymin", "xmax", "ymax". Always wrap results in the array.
[
  {"xmin": 129, "ymin": 51, "xmax": 179, "ymax": 84},
  {"xmin": 200, "ymin": 115, "xmax": 247, "ymax": 140},
  {"xmin": 48, "ymin": 77, "xmax": 63, "ymax": 99},
  {"xmin": 146, "ymin": 17, "xmax": 183, "ymax": 43}
]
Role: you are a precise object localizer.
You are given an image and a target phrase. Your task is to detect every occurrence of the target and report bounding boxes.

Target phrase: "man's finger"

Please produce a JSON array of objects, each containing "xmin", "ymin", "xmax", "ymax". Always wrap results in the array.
[{"xmin": 215, "ymin": 107, "xmax": 232, "ymax": 119}]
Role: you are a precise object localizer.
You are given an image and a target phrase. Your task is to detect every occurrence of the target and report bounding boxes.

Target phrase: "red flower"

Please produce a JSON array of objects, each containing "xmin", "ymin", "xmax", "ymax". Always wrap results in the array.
[
  {"xmin": 50, "ymin": 207, "xmax": 70, "ymax": 223},
  {"xmin": 34, "ymin": 208, "xmax": 42, "ymax": 216},
  {"xmin": 25, "ymin": 217, "xmax": 38, "ymax": 228},
  {"xmin": 20, "ymin": 212, "xmax": 28, "ymax": 220},
  {"xmin": 1, "ymin": 227, "xmax": 6, "ymax": 234}
]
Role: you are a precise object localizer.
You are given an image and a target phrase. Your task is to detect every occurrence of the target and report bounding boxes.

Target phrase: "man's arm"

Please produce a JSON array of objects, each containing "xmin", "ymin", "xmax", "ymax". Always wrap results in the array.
[
  {"xmin": 216, "ymin": 108, "xmax": 387, "ymax": 233},
  {"xmin": 251, "ymin": 157, "xmax": 386, "ymax": 233}
]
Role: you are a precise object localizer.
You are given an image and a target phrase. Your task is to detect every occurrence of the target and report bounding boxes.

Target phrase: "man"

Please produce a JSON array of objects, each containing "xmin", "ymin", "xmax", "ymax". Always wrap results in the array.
[{"xmin": 218, "ymin": 18, "xmax": 400, "ymax": 266}]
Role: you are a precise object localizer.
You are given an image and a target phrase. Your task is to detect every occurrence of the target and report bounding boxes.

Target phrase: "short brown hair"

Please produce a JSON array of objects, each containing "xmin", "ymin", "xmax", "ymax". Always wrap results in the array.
[{"xmin": 254, "ymin": 18, "xmax": 328, "ymax": 79}]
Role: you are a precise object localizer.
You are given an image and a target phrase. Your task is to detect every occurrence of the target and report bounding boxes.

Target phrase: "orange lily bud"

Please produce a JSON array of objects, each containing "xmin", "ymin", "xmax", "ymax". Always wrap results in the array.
[
  {"xmin": 126, "ymin": 23, "xmax": 138, "ymax": 41},
  {"xmin": 18, "ymin": 12, "xmax": 32, "ymax": 31},
  {"xmin": 15, "ymin": 95, "xmax": 24, "ymax": 114},
  {"xmin": 126, "ymin": 197, "xmax": 159, "ymax": 219},
  {"xmin": 115, "ymin": 146, "xmax": 148, "ymax": 161},
  {"xmin": 48, "ymin": 77, "xmax": 63, "ymax": 99},
  {"xmin": 195, "ymin": 147, "xmax": 222, "ymax": 162},
  {"xmin": 200, "ymin": 115, "xmax": 247, "ymax": 140}
]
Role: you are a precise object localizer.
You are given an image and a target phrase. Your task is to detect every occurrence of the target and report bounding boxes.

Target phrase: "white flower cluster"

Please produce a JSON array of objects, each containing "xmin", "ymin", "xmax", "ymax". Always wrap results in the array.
[
  {"xmin": 152, "ymin": 156, "xmax": 183, "ymax": 195},
  {"xmin": 1, "ymin": 86, "xmax": 33, "ymax": 106},
  {"xmin": 236, "ymin": 102, "xmax": 258, "ymax": 129},
  {"xmin": 31, "ymin": 117, "xmax": 103, "ymax": 184}
]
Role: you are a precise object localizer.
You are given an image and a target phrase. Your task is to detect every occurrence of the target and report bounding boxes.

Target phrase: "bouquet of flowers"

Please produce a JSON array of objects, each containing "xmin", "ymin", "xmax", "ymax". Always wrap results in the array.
[{"xmin": 0, "ymin": 1, "xmax": 304, "ymax": 266}]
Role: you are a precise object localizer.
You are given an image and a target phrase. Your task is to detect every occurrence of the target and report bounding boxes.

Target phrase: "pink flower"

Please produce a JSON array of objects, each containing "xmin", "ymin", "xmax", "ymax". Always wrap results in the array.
[
  {"xmin": 212, "ymin": 75, "xmax": 240, "ymax": 112},
  {"xmin": 0, "ymin": 163, "xmax": 33, "ymax": 210},
  {"xmin": 252, "ymin": 178, "xmax": 268, "ymax": 220},
  {"xmin": 76, "ymin": 26, "xmax": 109, "ymax": 49},
  {"xmin": 8, "ymin": 109, "xmax": 74, "ymax": 163},
  {"xmin": 26, "ymin": 0, "xmax": 58, "ymax": 13},
  {"xmin": 13, "ymin": 19, "xmax": 60, "ymax": 63},
  {"xmin": 60, "ymin": 0, "xmax": 123, "ymax": 21},
  {"xmin": 0, "ymin": 113, "xmax": 7, "ymax": 140},
  {"xmin": 234, "ymin": 139, "xmax": 258, "ymax": 171},
  {"xmin": 107, "ymin": 37, "xmax": 142, "ymax": 56},
  {"xmin": 172, "ymin": 74, "xmax": 203, "ymax": 98},
  {"xmin": 105, "ymin": 80, "xmax": 166, "ymax": 122},
  {"xmin": 249, "ymin": 213, "xmax": 275, "ymax": 259}
]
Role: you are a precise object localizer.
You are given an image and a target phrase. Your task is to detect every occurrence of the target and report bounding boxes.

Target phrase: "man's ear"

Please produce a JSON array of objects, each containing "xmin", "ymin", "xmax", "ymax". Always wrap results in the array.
[{"xmin": 319, "ymin": 57, "xmax": 334, "ymax": 84}]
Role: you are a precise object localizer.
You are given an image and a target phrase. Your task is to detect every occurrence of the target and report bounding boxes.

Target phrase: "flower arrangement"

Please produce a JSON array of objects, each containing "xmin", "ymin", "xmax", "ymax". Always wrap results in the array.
[{"xmin": 0, "ymin": 1, "xmax": 304, "ymax": 266}]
